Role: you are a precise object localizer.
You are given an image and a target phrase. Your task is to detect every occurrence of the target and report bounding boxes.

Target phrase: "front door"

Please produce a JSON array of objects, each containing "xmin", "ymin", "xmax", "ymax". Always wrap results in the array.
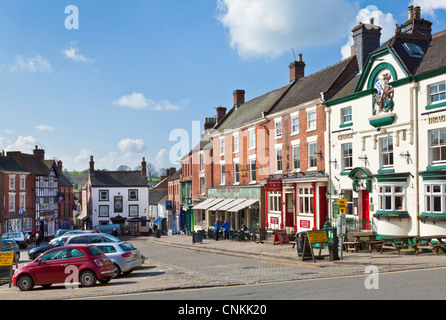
[
  {"xmin": 285, "ymin": 194, "xmax": 294, "ymax": 227},
  {"xmin": 359, "ymin": 190, "xmax": 370, "ymax": 230}
]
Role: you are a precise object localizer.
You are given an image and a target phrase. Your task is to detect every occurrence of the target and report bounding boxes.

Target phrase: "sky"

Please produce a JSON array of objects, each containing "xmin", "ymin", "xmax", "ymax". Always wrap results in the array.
[{"xmin": 0, "ymin": 0, "xmax": 445, "ymax": 172}]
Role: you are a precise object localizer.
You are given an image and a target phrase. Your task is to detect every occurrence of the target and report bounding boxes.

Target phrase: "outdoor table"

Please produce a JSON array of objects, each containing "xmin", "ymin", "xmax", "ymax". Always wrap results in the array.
[
  {"xmin": 414, "ymin": 235, "xmax": 446, "ymax": 255},
  {"xmin": 379, "ymin": 236, "xmax": 418, "ymax": 254},
  {"xmin": 343, "ymin": 232, "xmax": 381, "ymax": 253}
]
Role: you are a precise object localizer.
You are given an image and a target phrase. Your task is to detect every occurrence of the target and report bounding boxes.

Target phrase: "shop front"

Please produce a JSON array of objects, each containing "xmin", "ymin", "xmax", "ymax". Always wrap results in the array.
[{"xmin": 265, "ymin": 176, "xmax": 328, "ymax": 235}]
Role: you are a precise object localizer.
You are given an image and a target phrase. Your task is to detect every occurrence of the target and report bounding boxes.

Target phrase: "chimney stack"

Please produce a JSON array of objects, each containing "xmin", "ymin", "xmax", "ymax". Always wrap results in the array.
[
  {"xmin": 141, "ymin": 157, "xmax": 147, "ymax": 178},
  {"xmin": 402, "ymin": 6, "xmax": 432, "ymax": 38},
  {"xmin": 204, "ymin": 117, "xmax": 217, "ymax": 130},
  {"xmin": 233, "ymin": 90, "xmax": 245, "ymax": 109},
  {"xmin": 289, "ymin": 54, "xmax": 306, "ymax": 83},
  {"xmin": 89, "ymin": 156, "xmax": 95, "ymax": 176},
  {"xmin": 216, "ymin": 106, "xmax": 227, "ymax": 123},
  {"xmin": 33, "ymin": 145, "xmax": 45, "ymax": 160},
  {"xmin": 352, "ymin": 20, "xmax": 382, "ymax": 71},
  {"xmin": 57, "ymin": 160, "xmax": 63, "ymax": 172}
]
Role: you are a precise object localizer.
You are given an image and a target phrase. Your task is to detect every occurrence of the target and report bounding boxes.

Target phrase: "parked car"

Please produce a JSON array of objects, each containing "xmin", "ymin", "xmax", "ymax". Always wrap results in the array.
[
  {"xmin": 1, "ymin": 239, "xmax": 20, "ymax": 262},
  {"xmin": 49, "ymin": 230, "xmax": 99, "ymax": 245},
  {"xmin": 1, "ymin": 232, "xmax": 29, "ymax": 249},
  {"xmin": 63, "ymin": 233, "xmax": 122, "ymax": 246},
  {"xmin": 95, "ymin": 242, "xmax": 145, "ymax": 278},
  {"xmin": 28, "ymin": 237, "xmax": 66, "ymax": 260},
  {"xmin": 13, "ymin": 245, "xmax": 115, "ymax": 291},
  {"xmin": 93, "ymin": 224, "xmax": 122, "ymax": 235},
  {"xmin": 53, "ymin": 229, "xmax": 73, "ymax": 238}
]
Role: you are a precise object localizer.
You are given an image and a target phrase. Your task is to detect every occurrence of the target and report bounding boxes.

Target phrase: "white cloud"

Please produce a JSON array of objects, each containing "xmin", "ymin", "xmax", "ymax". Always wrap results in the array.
[
  {"xmin": 118, "ymin": 138, "xmax": 146, "ymax": 154},
  {"xmin": 411, "ymin": 0, "xmax": 446, "ymax": 16},
  {"xmin": 60, "ymin": 148, "xmax": 92, "ymax": 171},
  {"xmin": 216, "ymin": 0, "xmax": 356, "ymax": 59},
  {"xmin": 154, "ymin": 149, "xmax": 170, "ymax": 169},
  {"xmin": 113, "ymin": 92, "xmax": 188, "ymax": 111},
  {"xmin": 4, "ymin": 136, "xmax": 39, "ymax": 153},
  {"xmin": 61, "ymin": 42, "xmax": 94, "ymax": 63},
  {"xmin": 11, "ymin": 54, "xmax": 53, "ymax": 73},
  {"xmin": 35, "ymin": 125, "xmax": 55, "ymax": 132},
  {"xmin": 341, "ymin": 6, "xmax": 397, "ymax": 60}
]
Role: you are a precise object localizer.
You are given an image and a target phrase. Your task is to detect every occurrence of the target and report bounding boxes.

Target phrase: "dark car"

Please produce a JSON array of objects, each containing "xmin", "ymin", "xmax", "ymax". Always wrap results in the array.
[
  {"xmin": 1, "ymin": 239, "xmax": 20, "ymax": 262},
  {"xmin": 13, "ymin": 245, "xmax": 115, "ymax": 291},
  {"xmin": 27, "ymin": 237, "xmax": 66, "ymax": 260}
]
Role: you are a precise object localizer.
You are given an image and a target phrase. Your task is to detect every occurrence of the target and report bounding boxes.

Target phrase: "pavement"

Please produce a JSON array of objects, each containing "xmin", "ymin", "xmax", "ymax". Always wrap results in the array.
[{"xmin": 149, "ymin": 233, "xmax": 446, "ymax": 270}]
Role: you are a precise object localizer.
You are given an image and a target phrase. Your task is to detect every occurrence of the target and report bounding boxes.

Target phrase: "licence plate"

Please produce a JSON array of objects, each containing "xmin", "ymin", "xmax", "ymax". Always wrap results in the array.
[
  {"xmin": 133, "ymin": 254, "xmax": 139, "ymax": 259},
  {"xmin": 103, "ymin": 259, "xmax": 111, "ymax": 265}
]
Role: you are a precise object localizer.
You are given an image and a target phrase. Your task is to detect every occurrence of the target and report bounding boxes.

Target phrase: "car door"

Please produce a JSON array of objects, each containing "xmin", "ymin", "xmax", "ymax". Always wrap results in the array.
[{"xmin": 34, "ymin": 248, "xmax": 69, "ymax": 284}]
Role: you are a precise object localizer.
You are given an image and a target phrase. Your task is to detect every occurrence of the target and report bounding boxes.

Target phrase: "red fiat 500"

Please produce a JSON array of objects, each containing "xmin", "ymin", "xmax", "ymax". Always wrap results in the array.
[{"xmin": 13, "ymin": 245, "xmax": 115, "ymax": 291}]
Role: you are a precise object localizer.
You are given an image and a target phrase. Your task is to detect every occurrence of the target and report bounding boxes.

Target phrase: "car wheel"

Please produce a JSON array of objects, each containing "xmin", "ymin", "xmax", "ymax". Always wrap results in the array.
[
  {"xmin": 79, "ymin": 270, "xmax": 97, "ymax": 287},
  {"xmin": 98, "ymin": 277, "xmax": 111, "ymax": 284},
  {"xmin": 17, "ymin": 275, "xmax": 34, "ymax": 291},
  {"xmin": 113, "ymin": 263, "xmax": 121, "ymax": 279}
]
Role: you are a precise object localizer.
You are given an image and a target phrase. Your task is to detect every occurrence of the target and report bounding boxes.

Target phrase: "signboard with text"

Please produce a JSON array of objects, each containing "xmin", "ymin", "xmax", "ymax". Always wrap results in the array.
[{"xmin": 267, "ymin": 180, "xmax": 283, "ymax": 192}]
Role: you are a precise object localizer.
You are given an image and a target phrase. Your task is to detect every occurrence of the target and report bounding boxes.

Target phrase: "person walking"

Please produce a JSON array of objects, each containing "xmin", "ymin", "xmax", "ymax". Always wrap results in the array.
[
  {"xmin": 222, "ymin": 220, "xmax": 230, "ymax": 240},
  {"xmin": 214, "ymin": 219, "xmax": 220, "ymax": 241}
]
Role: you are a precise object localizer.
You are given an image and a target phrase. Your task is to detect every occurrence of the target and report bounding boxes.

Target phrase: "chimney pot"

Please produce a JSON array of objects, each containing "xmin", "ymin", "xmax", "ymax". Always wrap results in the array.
[
  {"xmin": 89, "ymin": 156, "xmax": 95, "ymax": 175},
  {"xmin": 216, "ymin": 106, "xmax": 227, "ymax": 123},
  {"xmin": 408, "ymin": 5, "xmax": 414, "ymax": 20},
  {"xmin": 141, "ymin": 157, "xmax": 147, "ymax": 178}
]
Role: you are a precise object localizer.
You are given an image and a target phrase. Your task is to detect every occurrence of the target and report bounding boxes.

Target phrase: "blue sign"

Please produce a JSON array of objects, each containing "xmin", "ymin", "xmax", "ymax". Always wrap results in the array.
[{"xmin": 166, "ymin": 200, "xmax": 173, "ymax": 210}]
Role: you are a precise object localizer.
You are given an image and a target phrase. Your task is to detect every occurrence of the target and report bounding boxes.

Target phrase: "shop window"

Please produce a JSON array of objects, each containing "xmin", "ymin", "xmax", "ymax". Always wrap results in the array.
[
  {"xmin": 298, "ymin": 187, "xmax": 314, "ymax": 215},
  {"xmin": 269, "ymin": 192, "xmax": 281, "ymax": 212}
]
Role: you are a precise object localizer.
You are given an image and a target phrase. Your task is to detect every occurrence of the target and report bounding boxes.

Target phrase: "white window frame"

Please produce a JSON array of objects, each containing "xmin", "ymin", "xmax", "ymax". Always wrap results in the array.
[
  {"xmin": 233, "ymin": 159, "xmax": 240, "ymax": 185},
  {"xmin": 249, "ymin": 158, "xmax": 256, "ymax": 183},
  {"xmin": 380, "ymin": 137, "xmax": 394, "ymax": 168},
  {"xmin": 378, "ymin": 183, "xmax": 406, "ymax": 212},
  {"xmin": 220, "ymin": 162, "xmax": 226, "ymax": 185},
  {"xmin": 99, "ymin": 190, "xmax": 109, "ymax": 201},
  {"xmin": 291, "ymin": 112, "xmax": 299, "ymax": 135},
  {"xmin": 9, "ymin": 193, "xmax": 15, "ymax": 212},
  {"xmin": 292, "ymin": 145, "xmax": 300, "ymax": 171},
  {"xmin": 275, "ymin": 145, "xmax": 283, "ymax": 173},
  {"xmin": 341, "ymin": 106, "xmax": 352, "ymax": 125},
  {"xmin": 424, "ymin": 182, "xmax": 446, "ymax": 213},
  {"xmin": 220, "ymin": 137, "xmax": 225, "ymax": 156},
  {"xmin": 248, "ymin": 128, "xmax": 256, "ymax": 150},
  {"xmin": 298, "ymin": 187, "xmax": 314, "ymax": 216},
  {"xmin": 269, "ymin": 192, "xmax": 281, "ymax": 213},
  {"xmin": 200, "ymin": 177, "xmax": 205, "ymax": 195},
  {"xmin": 9, "ymin": 175, "xmax": 15, "ymax": 190},
  {"xmin": 429, "ymin": 82, "xmax": 446, "ymax": 105},
  {"xmin": 19, "ymin": 193, "xmax": 26, "ymax": 211},
  {"xmin": 307, "ymin": 108, "xmax": 317, "ymax": 132},
  {"xmin": 20, "ymin": 176, "xmax": 26, "ymax": 190},
  {"xmin": 233, "ymin": 133, "xmax": 239, "ymax": 154},
  {"xmin": 308, "ymin": 142, "xmax": 318, "ymax": 170},
  {"xmin": 342, "ymin": 143, "xmax": 353, "ymax": 171},
  {"xmin": 430, "ymin": 128, "xmax": 446, "ymax": 165},
  {"xmin": 275, "ymin": 119, "xmax": 282, "ymax": 138}
]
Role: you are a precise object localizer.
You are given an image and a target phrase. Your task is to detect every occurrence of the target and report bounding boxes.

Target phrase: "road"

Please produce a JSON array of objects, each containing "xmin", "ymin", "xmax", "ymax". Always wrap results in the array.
[{"xmin": 2, "ymin": 236, "xmax": 445, "ymax": 302}]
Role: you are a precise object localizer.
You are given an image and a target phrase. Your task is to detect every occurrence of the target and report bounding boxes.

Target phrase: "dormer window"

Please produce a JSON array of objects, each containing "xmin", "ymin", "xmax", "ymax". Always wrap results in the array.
[{"xmin": 403, "ymin": 43, "xmax": 424, "ymax": 58}]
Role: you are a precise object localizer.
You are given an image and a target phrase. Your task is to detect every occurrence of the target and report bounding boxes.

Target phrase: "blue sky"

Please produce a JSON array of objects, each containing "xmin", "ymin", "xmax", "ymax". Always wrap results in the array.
[{"xmin": 0, "ymin": 0, "xmax": 445, "ymax": 171}]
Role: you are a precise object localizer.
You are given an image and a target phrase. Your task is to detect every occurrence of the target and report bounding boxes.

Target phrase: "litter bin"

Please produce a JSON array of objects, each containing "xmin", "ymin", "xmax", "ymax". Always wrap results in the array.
[
  {"xmin": 155, "ymin": 230, "xmax": 161, "ymax": 238},
  {"xmin": 296, "ymin": 232, "xmax": 306, "ymax": 257}
]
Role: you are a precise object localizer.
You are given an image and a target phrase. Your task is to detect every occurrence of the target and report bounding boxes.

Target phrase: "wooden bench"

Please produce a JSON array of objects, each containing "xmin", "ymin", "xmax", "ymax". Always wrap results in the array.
[
  {"xmin": 343, "ymin": 231, "xmax": 379, "ymax": 253},
  {"xmin": 415, "ymin": 235, "xmax": 446, "ymax": 255},
  {"xmin": 380, "ymin": 236, "xmax": 418, "ymax": 255}
]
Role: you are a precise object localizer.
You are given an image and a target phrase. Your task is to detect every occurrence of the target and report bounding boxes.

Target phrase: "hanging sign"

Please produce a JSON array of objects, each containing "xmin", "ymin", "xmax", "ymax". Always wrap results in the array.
[
  {"xmin": 337, "ymin": 199, "xmax": 347, "ymax": 215},
  {"xmin": 267, "ymin": 180, "xmax": 282, "ymax": 192}
]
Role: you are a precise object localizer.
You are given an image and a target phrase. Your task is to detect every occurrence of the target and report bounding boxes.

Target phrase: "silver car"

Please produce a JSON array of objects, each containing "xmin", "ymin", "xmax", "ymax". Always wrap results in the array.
[{"xmin": 95, "ymin": 242, "xmax": 145, "ymax": 278}]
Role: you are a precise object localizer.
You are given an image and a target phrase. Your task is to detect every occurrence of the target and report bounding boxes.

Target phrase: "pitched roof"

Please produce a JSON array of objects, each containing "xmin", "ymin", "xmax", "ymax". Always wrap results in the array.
[
  {"xmin": 168, "ymin": 168, "xmax": 182, "ymax": 182},
  {"xmin": 416, "ymin": 30, "xmax": 446, "ymax": 75},
  {"xmin": 267, "ymin": 56, "xmax": 357, "ymax": 115},
  {"xmin": 0, "ymin": 156, "xmax": 29, "ymax": 173},
  {"xmin": 90, "ymin": 170, "xmax": 148, "ymax": 187},
  {"xmin": 9, "ymin": 153, "xmax": 52, "ymax": 176},
  {"xmin": 215, "ymin": 85, "xmax": 291, "ymax": 131},
  {"xmin": 149, "ymin": 189, "xmax": 168, "ymax": 205}
]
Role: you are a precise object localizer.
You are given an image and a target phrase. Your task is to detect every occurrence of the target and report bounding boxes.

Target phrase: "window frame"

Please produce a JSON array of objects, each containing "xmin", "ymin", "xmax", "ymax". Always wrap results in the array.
[
  {"xmin": 342, "ymin": 143, "xmax": 353, "ymax": 171},
  {"xmin": 308, "ymin": 142, "xmax": 318, "ymax": 170},
  {"xmin": 341, "ymin": 106, "xmax": 352, "ymax": 125},
  {"xmin": 429, "ymin": 82, "xmax": 446, "ymax": 105},
  {"xmin": 430, "ymin": 128, "xmax": 446, "ymax": 165},
  {"xmin": 380, "ymin": 137, "xmax": 394, "ymax": 168},
  {"xmin": 378, "ymin": 183, "xmax": 406, "ymax": 212}
]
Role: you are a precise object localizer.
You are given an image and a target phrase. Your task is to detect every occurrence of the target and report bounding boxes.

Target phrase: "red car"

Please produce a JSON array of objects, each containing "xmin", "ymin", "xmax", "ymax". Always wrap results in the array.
[{"xmin": 13, "ymin": 245, "xmax": 115, "ymax": 291}]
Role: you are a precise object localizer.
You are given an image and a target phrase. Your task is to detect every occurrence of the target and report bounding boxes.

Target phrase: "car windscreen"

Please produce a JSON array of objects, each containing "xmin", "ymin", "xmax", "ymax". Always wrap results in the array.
[{"xmin": 103, "ymin": 234, "xmax": 121, "ymax": 242}]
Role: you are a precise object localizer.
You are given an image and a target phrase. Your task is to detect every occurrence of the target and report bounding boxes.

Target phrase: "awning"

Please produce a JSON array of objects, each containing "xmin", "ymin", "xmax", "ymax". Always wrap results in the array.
[
  {"xmin": 192, "ymin": 198, "xmax": 225, "ymax": 210},
  {"xmin": 192, "ymin": 198, "xmax": 216, "ymax": 210},
  {"xmin": 227, "ymin": 199, "xmax": 259, "ymax": 212},
  {"xmin": 207, "ymin": 199, "xmax": 235, "ymax": 211},
  {"xmin": 218, "ymin": 198, "xmax": 246, "ymax": 211}
]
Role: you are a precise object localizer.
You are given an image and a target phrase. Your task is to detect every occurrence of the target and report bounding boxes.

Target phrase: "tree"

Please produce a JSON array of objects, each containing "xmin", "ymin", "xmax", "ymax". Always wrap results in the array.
[{"xmin": 117, "ymin": 165, "xmax": 131, "ymax": 171}]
